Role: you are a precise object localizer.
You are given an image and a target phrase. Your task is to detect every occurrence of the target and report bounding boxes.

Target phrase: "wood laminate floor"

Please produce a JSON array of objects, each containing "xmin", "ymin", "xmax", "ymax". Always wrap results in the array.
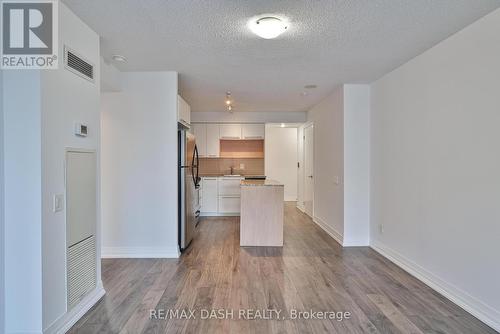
[{"xmin": 70, "ymin": 203, "xmax": 496, "ymax": 334}]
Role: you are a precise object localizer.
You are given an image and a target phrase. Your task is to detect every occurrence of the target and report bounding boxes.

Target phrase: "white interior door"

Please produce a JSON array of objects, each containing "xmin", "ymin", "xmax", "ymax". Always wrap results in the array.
[{"xmin": 304, "ymin": 124, "xmax": 314, "ymax": 217}]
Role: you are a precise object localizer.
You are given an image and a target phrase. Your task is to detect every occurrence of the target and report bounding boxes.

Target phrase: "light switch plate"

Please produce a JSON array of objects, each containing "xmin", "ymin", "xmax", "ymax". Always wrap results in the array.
[
  {"xmin": 53, "ymin": 194, "xmax": 64, "ymax": 213},
  {"xmin": 240, "ymin": 163, "xmax": 245, "ymax": 170}
]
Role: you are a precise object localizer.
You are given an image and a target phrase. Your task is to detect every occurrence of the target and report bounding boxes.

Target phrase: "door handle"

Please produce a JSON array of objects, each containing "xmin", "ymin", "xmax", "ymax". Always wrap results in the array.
[{"xmin": 308, "ymin": 175, "xmax": 313, "ymax": 178}]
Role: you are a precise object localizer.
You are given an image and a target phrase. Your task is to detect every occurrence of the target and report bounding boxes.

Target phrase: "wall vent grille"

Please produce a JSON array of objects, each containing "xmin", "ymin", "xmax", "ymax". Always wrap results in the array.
[
  {"xmin": 64, "ymin": 46, "xmax": 95, "ymax": 82},
  {"xmin": 67, "ymin": 235, "xmax": 97, "ymax": 310}
]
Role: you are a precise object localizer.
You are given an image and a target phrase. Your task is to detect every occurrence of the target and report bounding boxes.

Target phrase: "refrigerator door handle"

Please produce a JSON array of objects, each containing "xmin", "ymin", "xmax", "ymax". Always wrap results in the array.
[{"xmin": 193, "ymin": 144, "xmax": 200, "ymax": 188}]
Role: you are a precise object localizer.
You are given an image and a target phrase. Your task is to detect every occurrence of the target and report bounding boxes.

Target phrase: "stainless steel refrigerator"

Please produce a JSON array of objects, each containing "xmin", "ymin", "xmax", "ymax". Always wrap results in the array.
[{"xmin": 178, "ymin": 128, "xmax": 200, "ymax": 251}]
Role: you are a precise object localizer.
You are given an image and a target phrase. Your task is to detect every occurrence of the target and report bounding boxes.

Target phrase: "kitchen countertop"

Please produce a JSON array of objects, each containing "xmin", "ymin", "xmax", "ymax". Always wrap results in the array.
[
  {"xmin": 240, "ymin": 179, "xmax": 284, "ymax": 187},
  {"xmin": 199, "ymin": 174, "xmax": 265, "ymax": 178}
]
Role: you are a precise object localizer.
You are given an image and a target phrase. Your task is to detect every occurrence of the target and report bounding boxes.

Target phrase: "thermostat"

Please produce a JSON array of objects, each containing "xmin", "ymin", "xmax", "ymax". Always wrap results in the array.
[{"xmin": 75, "ymin": 123, "xmax": 88, "ymax": 137}]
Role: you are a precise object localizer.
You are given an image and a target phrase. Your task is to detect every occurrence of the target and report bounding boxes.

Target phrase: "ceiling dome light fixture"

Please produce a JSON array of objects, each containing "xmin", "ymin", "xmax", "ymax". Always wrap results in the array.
[
  {"xmin": 249, "ymin": 16, "xmax": 288, "ymax": 39},
  {"xmin": 112, "ymin": 54, "xmax": 127, "ymax": 62}
]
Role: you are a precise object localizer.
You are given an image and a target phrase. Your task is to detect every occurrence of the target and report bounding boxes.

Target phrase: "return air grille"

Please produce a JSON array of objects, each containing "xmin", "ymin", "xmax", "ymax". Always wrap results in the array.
[
  {"xmin": 64, "ymin": 46, "xmax": 94, "ymax": 82},
  {"xmin": 67, "ymin": 235, "xmax": 96, "ymax": 310}
]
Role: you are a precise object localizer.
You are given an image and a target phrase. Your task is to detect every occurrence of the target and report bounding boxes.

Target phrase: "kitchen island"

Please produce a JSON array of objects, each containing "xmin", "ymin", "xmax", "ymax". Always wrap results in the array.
[{"xmin": 240, "ymin": 179, "xmax": 284, "ymax": 246}]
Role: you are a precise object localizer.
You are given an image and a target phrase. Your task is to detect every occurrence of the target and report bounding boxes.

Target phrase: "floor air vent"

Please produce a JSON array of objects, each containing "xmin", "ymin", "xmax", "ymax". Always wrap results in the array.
[
  {"xmin": 64, "ymin": 46, "xmax": 94, "ymax": 82},
  {"xmin": 67, "ymin": 235, "xmax": 97, "ymax": 310}
]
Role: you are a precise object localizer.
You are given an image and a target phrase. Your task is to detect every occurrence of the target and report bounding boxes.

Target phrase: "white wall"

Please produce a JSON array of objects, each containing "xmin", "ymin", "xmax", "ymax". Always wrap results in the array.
[
  {"xmin": 42, "ymin": 4, "xmax": 101, "ymax": 332},
  {"xmin": 306, "ymin": 85, "xmax": 370, "ymax": 246},
  {"xmin": 3, "ymin": 70, "xmax": 43, "ymax": 334},
  {"xmin": 3, "ymin": 4, "xmax": 102, "ymax": 333},
  {"xmin": 343, "ymin": 85, "xmax": 370, "ymax": 246},
  {"xmin": 101, "ymin": 72, "xmax": 179, "ymax": 258},
  {"xmin": 100, "ymin": 57, "xmax": 122, "ymax": 92},
  {"xmin": 265, "ymin": 126, "xmax": 298, "ymax": 201},
  {"xmin": 371, "ymin": 9, "xmax": 500, "ymax": 331},
  {"xmin": 0, "ymin": 69, "xmax": 4, "ymax": 334},
  {"xmin": 307, "ymin": 87, "xmax": 344, "ymax": 241},
  {"xmin": 191, "ymin": 111, "xmax": 307, "ymax": 123}
]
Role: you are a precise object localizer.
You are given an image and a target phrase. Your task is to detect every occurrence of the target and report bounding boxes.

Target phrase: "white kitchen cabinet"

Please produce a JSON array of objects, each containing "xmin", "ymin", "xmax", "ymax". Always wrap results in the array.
[
  {"xmin": 219, "ymin": 124, "xmax": 242, "ymax": 140},
  {"xmin": 218, "ymin": 177, "xmax": 242, "ymax": 215},
  {"xmin": 177, "ymin": 95, "xmax": 190, "ymax": 127},
  {"xmin": 201, "ymin": 176, "xmax": 242, "ymax": 216},
  {"xmin": 201, "ymin": 177, "xmax": 218, "ymax": 213},
  {"xmin": 191, "ymin": 123, "xmax": 207, "ymax": 157},
  {"xmin": 218, "ymin": 177, "xmax": 242, "ymax": 196},
  {"xmin": 218, "ymin": 196, "xmax": 241, "ymax": 214},
  {"xmin": 241, "ymin": 124, "xmax": 265, "ymax": 139},
  {"xmin": 206, "ymin": 124, "xmax": 220, "ymax": 157}
]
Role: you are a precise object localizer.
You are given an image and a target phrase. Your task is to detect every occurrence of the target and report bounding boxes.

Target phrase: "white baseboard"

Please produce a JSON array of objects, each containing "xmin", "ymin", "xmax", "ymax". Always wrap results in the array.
[
  {"xmin": 312, "ymin": 216, "xmax": 343, "ymax": 246},
  {"xmin": 342, "ymin": 238, "xmax": 370, "ymax": 247},
  {"xmin": 101, "ymin": 246, "xmax": 180, "ymax": 258},
  {"xmin": 200, "ymin": 212, "xmax": 240, "ymax": 217},
  {"xmin": 44, "ymin": 284, "xmax": 105, "ymax": 334},
  {"xmin": 371, "ymin": 240, "xmax": 500, "ymax": 332}
]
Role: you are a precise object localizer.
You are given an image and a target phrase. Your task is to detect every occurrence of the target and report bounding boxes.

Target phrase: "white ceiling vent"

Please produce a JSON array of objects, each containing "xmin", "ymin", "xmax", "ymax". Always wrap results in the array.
[{"xmin": 64, "ymin": 46, "xmax": 95, "ymax": 82}]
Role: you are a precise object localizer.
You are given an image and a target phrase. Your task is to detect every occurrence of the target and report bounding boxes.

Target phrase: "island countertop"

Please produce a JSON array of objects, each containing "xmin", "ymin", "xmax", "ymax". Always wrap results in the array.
[{"xmin": 240, "ymin": 179, "xmax": 284, "ymax": 187}]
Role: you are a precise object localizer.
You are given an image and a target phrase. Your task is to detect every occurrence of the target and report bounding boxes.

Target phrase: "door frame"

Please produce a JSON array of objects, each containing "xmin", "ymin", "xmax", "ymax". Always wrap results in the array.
[{"xmin": 302, "ymin": 122, "xmax": 314, "ymax": 218}]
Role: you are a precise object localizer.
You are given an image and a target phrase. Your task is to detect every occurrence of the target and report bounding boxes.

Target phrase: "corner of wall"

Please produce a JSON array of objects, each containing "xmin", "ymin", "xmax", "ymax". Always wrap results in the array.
[{"xmin": 0, "ymin": 67, "xmax": 5, "ymax": 334}]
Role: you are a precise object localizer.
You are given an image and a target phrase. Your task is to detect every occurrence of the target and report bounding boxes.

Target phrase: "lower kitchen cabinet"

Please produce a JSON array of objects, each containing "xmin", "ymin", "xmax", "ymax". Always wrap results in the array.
[
  {"xmin": 200, "ymin": 176, "xmax": 242, "ymax": 216},
  {"xmin": 201, "ymin": 177, "xmax": 218, "ymax": 214}
]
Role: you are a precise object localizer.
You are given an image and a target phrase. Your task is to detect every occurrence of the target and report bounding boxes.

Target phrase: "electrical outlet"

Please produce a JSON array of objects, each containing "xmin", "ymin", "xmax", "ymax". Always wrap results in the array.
[
  {"xmin": 240, "ymin": 163, "xmax": 245, "ymax": 170},
  {"xmin": 53, "ymin": 194, "xmax": 64, "ymax": 213},
  {"xmin": 379, "ymin": 224, "xmax": 384, "ymax": 234}
]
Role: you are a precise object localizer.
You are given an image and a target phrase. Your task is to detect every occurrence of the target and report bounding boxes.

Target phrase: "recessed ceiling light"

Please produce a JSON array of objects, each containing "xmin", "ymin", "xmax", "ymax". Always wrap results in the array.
[
  {"xmin": 280, "ymin": 123, "xmax": 286, "ymax": 128},
  {"xmin": 304, "ymin": 84, "xmax": 317, "ymax": 89},
  {"xmin": 112, "ymin": 54, "xmax": 127, "ymax": 62},
  {"xmin": 248, "ymin": 16, "xmax": 288, "ymax": 39}
]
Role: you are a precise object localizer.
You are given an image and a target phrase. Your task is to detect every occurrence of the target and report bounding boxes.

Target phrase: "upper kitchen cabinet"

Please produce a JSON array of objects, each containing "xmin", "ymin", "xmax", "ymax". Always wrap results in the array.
[
  {"xmin": 219, "ymin": 124, "xmax": 242, "ymax": 140},
  {"xmin": 241, "ymin": 124, "xmax": 265, "ymax": 139},
  {"xmin": 206, "ymin": 124, "xmax": 220, "ymax": 157},
  {"xmin": 191, "ymin": 123, "xmax": 207, "ymax": 157},
  {"xmin": 177, "ymin": 95, "xmax": 191, "ymax": 127}
]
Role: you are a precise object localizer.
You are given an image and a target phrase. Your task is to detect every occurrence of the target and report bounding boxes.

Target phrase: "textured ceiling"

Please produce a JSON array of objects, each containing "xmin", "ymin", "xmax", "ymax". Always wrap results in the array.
[{"xmin": 62, "ymin": 0, "xmax": 499, "ymax": 112}]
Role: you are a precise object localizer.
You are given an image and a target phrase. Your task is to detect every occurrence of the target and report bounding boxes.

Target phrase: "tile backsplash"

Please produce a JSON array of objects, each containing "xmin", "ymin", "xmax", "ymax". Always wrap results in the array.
[{"xmin": 199, "ymin": 158, "xmax": 264, "ymax": 176}]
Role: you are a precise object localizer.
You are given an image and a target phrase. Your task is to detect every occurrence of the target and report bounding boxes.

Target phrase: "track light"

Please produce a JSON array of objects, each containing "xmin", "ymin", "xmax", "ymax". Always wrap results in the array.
[{"xmin": 225, "ymin": 92, "xmax": 234, "ymax": 112}]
